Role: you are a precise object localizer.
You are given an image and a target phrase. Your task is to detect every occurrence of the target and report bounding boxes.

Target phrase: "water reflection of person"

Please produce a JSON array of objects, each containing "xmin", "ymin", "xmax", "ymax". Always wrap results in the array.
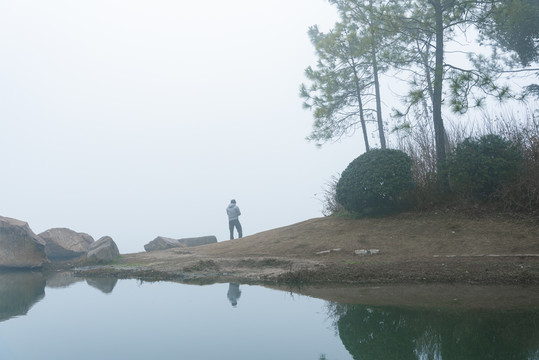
[{"xmin": 227, "ymin": 283, "xmax": 241, "ymax": 307}]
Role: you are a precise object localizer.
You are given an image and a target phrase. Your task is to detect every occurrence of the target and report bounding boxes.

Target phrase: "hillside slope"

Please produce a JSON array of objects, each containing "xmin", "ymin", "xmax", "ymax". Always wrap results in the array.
[{"xmin": 76, "ymin": 212, "xmax": 539, "ymax": 285}]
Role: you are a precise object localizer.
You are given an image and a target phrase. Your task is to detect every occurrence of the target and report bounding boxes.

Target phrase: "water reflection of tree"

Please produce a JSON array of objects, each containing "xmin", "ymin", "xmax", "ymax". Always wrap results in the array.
[{"xmin": 326, "ymin": 302, "xmax": 539, "ymax": 360}]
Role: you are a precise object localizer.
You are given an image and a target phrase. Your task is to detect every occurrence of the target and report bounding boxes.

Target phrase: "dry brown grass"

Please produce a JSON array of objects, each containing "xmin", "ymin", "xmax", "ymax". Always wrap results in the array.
[
  {"xmin": 80, "ymin": 211, "xmax": 538, "ymax": 287},
  {"xmin": 195, "ymin": 212, "xmax": 539, "ymax": 260}
]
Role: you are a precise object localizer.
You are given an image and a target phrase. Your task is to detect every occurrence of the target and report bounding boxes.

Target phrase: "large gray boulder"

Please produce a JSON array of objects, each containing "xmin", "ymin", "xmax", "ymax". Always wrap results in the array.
[
  {"xmin": 87, "ymin": 236, "xmax": 120, "ymax": 262},
  {"xmin": 144, "ymin": 236, "xmax": 185, "ymax": 252},
  {"xmin": 0, "ymin": 216, "xmax": 47, "ymax": 269},
  {"xmin": 39, "ymin": 228, "xmax": 94, "ymax": 260},
  {"xmin": 144, "ymin": 235, "xmax": 217, "ymax": 252}
]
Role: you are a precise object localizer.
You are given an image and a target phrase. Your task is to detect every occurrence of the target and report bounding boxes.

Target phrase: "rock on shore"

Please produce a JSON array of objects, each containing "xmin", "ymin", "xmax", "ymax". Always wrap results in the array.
[
  {"xmin": 0, "ymin": 216, "xmax": 48, "ymax": 269},
  {"xmin": 144, "ymin": 235, "xmax": 217, "ymax": 252},
  {"xmin": 87, "ymin": 236, "xmax": 120, "ymax": 262},
  {"xmin": 39, "ymin": 228, "xmax": 94, "ymax": 260}
]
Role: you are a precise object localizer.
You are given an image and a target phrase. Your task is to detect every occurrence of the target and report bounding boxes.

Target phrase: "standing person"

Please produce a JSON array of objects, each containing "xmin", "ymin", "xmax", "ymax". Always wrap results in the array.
[{"xmin": 226, "ymin": 199, "xmax": 242, "ymax": 240}]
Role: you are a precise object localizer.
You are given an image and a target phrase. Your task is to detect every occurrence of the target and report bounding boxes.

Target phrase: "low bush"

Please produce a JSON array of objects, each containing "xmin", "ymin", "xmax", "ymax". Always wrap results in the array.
[
  {"xmin": 336, "ymin": 149, "xmax": 414, "ymax": 216},
  {"xmin": 495, "ymin": 127, "xmax": 539, "ymax": 214},
  {"xmin": 390, "ymin": 108, "xmax": 538, "ymax": 216},
  {"xmin": 318, "ymin": 174, "xmax": 344, "ymax": 216},
  {"xmin": 445, "ymin": 134, "xmax": 522, "ymax": 199}
]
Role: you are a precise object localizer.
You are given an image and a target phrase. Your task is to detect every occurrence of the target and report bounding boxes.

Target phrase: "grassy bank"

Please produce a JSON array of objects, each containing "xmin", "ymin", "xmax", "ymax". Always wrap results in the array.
[{"xmin": 72, "ymin": 210, "xmax": 539, "ymax": 286}]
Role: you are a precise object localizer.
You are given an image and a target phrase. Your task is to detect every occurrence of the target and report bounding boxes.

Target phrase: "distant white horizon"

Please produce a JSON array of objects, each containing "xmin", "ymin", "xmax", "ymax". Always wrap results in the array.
[{"xmin": 0, "ymin": 0, "xmax": 369, "ymax": 253}]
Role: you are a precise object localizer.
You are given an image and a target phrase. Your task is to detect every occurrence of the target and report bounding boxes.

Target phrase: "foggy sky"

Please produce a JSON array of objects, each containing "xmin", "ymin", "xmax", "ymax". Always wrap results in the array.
[{"xmin": 0, "ymin": 0, "xmax": 365, "ymax": 253}]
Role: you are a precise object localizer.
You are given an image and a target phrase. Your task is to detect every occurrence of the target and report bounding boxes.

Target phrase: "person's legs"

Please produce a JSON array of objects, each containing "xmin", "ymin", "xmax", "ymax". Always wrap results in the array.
[
  {"xmin": 229, "ymin": 221, "xmax": 235, "ymax": 240},
  {"xmin": 229, "ymin": 220, "xmax": 243, "ymax": 239},
  {"xmin": 236, "ymin": 220, "xmax": 243, "ymax": 238}
]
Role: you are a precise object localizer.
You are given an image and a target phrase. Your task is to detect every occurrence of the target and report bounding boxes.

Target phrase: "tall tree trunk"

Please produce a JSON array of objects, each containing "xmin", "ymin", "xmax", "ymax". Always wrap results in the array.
[
  {"xmin": 371, "ymin": 40, "xmax": 387, "ymax": 149},
  {"xmin": 420, "ymin": 39, "xmax": 434, "ymax": 104},
  {"xmin": 366, "ymin": 0, "xmax": 386, "ymax": 149},
  {"xmin": 351, "ymin": 64, "xmax": 371, "ymax": 152},
  {"xmin": 431, "ymin": 0, "xmax": 448, "ymax": 188}
]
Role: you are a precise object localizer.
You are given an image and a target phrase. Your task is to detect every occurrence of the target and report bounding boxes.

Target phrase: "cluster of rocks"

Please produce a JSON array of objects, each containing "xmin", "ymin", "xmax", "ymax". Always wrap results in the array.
[
  {"xmin": 0, "ymin": 215, "xmax": 120, "ymax": 270},
  {"xmin": 0, "ymin": 214, "xmax": 219, "ymax": 270}
]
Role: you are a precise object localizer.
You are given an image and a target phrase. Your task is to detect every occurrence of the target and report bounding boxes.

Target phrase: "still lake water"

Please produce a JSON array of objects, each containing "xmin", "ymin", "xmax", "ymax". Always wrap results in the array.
[{"xmin": 0, "ymin": 272, "xmax": 538, "ymax": 360}]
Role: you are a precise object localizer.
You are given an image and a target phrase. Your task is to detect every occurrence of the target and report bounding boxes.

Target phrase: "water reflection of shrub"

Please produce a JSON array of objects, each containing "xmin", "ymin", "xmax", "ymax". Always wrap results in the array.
[{"xmin": 327, "ymin": 303, "xmax": 539, "ymax": 360}]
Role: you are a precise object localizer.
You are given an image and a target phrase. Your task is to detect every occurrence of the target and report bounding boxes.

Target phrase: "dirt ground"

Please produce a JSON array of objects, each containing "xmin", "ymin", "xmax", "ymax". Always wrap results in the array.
[
  {"xmin": 74, "ymin": 211, "xmax": 539, "ymax": 287},
  {"xmin": 70, "ymin": 211, "xmax": 539, "ymax": 307}
]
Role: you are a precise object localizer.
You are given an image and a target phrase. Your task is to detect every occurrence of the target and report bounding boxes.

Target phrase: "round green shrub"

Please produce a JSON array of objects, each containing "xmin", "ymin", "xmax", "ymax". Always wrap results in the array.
[
  {"xmin": 446, "ymin": 134, "xmax": 522, "ymax": 198},
  {"xmin": 336, "ymin": 149, "xmax": 414, "ymax": 215}
]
